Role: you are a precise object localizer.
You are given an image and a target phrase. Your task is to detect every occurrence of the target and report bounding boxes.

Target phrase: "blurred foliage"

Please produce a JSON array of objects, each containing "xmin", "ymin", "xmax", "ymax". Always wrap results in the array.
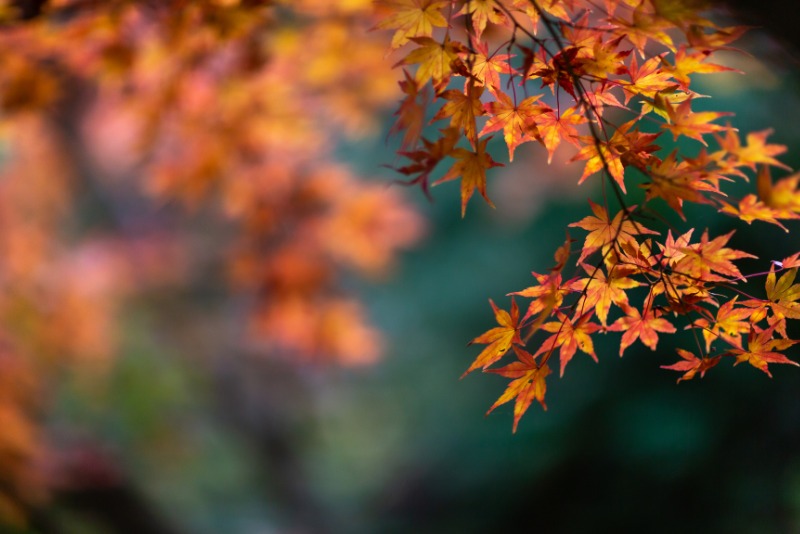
[{"xmin": 3, "ymin": 5, "xmax": 800, "ymax": 534}]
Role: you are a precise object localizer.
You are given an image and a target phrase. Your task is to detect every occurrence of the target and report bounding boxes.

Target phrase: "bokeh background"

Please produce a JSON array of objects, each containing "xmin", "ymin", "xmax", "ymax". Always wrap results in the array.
[{"xmin": 4, "ymin": 3, "xmax": 800, "ymax": 534}]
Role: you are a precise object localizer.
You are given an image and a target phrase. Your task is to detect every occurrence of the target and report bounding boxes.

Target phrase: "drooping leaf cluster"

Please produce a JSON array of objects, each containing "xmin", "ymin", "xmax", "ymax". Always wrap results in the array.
[{"xmin": 379, "ymin": 0, "xmax": 800, "ymax": 431}]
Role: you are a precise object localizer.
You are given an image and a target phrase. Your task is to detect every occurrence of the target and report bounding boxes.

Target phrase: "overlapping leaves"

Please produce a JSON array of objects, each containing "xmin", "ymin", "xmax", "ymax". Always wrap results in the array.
[{"xmin": 380, "ymin": 0, "xmax": 800, "ymax": 431}]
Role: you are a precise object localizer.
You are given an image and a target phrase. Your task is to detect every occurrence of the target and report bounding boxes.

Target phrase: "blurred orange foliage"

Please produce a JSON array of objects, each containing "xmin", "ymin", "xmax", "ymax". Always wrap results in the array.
[{"xmin": 0, "ymin": 0, "xmax": 422, "ymax": 522}]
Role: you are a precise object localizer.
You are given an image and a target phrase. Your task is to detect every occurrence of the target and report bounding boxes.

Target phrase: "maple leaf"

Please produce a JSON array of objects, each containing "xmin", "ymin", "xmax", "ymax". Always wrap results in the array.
[
  {"xmin": 571, "ymin": 119, "xmax": 659, "ymax": 192},
  {"xmin": 638, "ymin": 89, "xmax": 693, "ymax": 121},
  {"xmin": 665, "ymin": 46, "xmax": 740, "ymax": 90},
  {"xmin": 582, "ymin": 83, "xmax": 627, "ymax": 120},
  {"xmin": 611, "ymin": 2, "xmax": 676, "ymax": 53},
  {"xmin": 766, "ymin": 267, "xmax": 800, "ymax": 310},
  {"xmin": 656, "ymin": 229, "xmax": 693, "ymax": 264},
  {"xmin": 456, "ymin": 0, "xmax": 506, "ymax": 39},
  {"xmin": 393, "ymin": 127, "xmax": 459, "ymax": 198},
  {"xmin": 643, "ymin": 149, "xmax": 719, "ymax": 219},
  {"xmin": 470, "ymin": 37, "xmax": 513, "ymax": 91},
  {"xmin": 764, "ymin": 266, "xmax": 800, "ymax": 336},
  {"xmin": 510, "ymin": 0, "xmax": 570, "ymax": 31},
  {"xmin": 528, "ymin": 46, "xmax": 583, "ymax": 99},
  {"xmin": 432, "ymin": 85, "xmax": 485, "ymax": 145},
  {"xmin": 479, "ymin": 92, "xmax": 547, "ymax": 162},
  {"xmin": 463, "ymin": 298, "xmax": 522, "ymax": 376},
  {"xmin": 676, "ymin": 229, "xmax": 756, "ymax": 282},
  {"xmin": 569, "ymin": 200, "xmax": 657, "ymax": 264},
  {"xmin": 571, "ymin": 139, "xmax": 626, "ymax": 191},
  {"xmin": 690, "ymin": 296, "xmax": 753, "ymax": 351},
  {"xmin": 537, "ymin": 311, "xmax": 601, "ymax": 376},
  {"xmin": 617, "ymin": 121, "xmax": 664, "ymax": 169},
  {"xmin": 651, "ymin": 0, "xmax": 712, "ymax": 28},
  {"xmin": 435, "ymin": 137, "xmax": 503, "ymax": 216},
  {"xmin": 399, "ymin": 36, "xmax": 466, "ymax": 86},
  {"xmin": 757, "ymin": 166, "xmax": 800, "ymax": 214},
  {"xmin": 622, "ymin": 53, "xmax": 679, "ymax": 103},
  {"xmin": 727, "ymin": 324, "xmax": 799, "ymax": 377},
  {"xmin": 376, "ymin": 0, "xmax": 450, "ymax": 49},
  {"xmin": 571, "ymin": 263, "xmax": 643, "ymax": 327},
  {"xmin": 609, "ymin": 303, "xmax": 677, "ymax": 356},
  {"xmin": 390, "ymin": 70, "xmax": 429, "ymax": 150},
  {"xmin": 661, "ymin": 349, "xmax": 720, "ymax": 383},
  {"xmin": 661, "ymin": 96, "xmax": 733, "ymax": 145},
  {"xmin": 511, "ymin": 271, "xmax": 568, "ymax": 325},
  {"xmin": 485, "ymin": 346, "xmax": 551, "ymax": 433},
  {"xmin": 578, "ymin": 35, "xmax": 632, "ymax": 79},
  {"xmin": 718, "ymin": 195, "xmax": 794, "ymax": 233},
  {"xmin": 551, "ymin": 232, "xmax": 574, "ymax": 273},
  {"xmin": 713, "ymin": 128, "xmax": 790, "ymax": 172},
  {"xmin": 686, "ymin": 23, "xmax": 749, "ymax": 52},
  {"xmin": 778, "ymin": 252, "xmax": 800, "ymax": 269},
  {"xmin": 534, "ymin": 106, "xmax": 585, "ymax": 163}
]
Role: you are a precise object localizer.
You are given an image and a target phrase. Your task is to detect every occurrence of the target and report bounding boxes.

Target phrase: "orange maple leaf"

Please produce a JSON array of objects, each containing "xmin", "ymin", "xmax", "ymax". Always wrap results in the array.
[
  {"xmin": 644, "ymin": 150, "xmax": 720, "ymax": 219},
  {"xmin": 551, "ymin": 232, "xmax": 574, "ymax": 273},
  {"xmin": 676, "ymin": 229, "xmax": 756, "ymax": 282},
  {"xmin": 569, "ymin": 200, "xmax": 657, "ymax": 264},
  {"xmin": 757, "ymin": 166, "xmax": 800, "ymax": 214},
  {"xmin": 433, "ymin": 85, "xmax": 485, "ymax": 145},
  {"xmin": 719, "ymin": 194, "xmax": 794, "ymax": 233},
  {"xmin": 713, "ymin": 128, "xmax": 790, "ymax": 171},
  {"xmin": 376, "ymin": 0, "xmax": 450, "ymax": 49},
  {"xmin": 727, "ymin": 324, "xmax": 799, "ymax": 377},
  {"xmin": 537, "ymin": 310, "xmax": 601, "ymax": 376},
  {"xmin": 571, "ymin": 263, "xmax": 643, "ymax": 327},
  {"xmin": 456, "ymin": 0, "xmax": 505, "ymax": 39},
  {"xmin": 470, "ymin": 37, "xmax": 513, "ymax": 91},
  {"xmin": 686, "ymin": 23, "xmax": 749, "ymax": 52},
  {"xmin": 609, "ymin": 303, "xmax": 677, "ymax": 355},
  {"xmin": 666, "ymin": 46, "xmax": 740, "ymax": 90},
  {"xmin": 485, "ymin": 346, "xmax": 551, "ymax": 433},
  {"xmin": 511, "ymin": 271, "xmax": 569, "ymax": 325},
  {"xmin": 571, "ymin": 138, "xmax": 626, "ymax": 191},
  {"xmin": 611, "ymin": 4, "xmax": 675, "ymax": 54},
  {"xmin": 622, "ymin": 53, "xmax": 678, "ymax": 103},
  {"xmin": 435, "ymin": 137, "xmax": 502, "ymax": 216},
  {"xmin": 528, "ymin": 46, "xmax": 584, "ymax": 99},
  {"xmin": 534, "ymin": 106, "xmax": 585, "ymax": 163},
  {"xmin": 690, "ymin": 296, "xmax": 753, "ymax": 351},
  {"xmin": 661, "ymin": 96, "xmax": 733, "ymax": 145},
  {"xmin": 463, "ymin": 298, "xmax": 521, "ymax": 376},
  {"xmin": 399, "ymin": 36, "xmax": 466, "ymax": 86},
  {"xmin": 661, "ymin": 348, "xmax": 720, "ymax": 383},
  {"xmin": 479, "ymin": 92, "xmax": 547, "ymax": 161},
  {"xmin": 577, "ymin": 35, "xmax": 631, "ymax": 79},
  {"xmin": 509, "ymin": 0, "xmax": 570, "ymax": 29},
  {"xmin": 778, "ymin": 252, "xmax": 800, "ymax": 269}
]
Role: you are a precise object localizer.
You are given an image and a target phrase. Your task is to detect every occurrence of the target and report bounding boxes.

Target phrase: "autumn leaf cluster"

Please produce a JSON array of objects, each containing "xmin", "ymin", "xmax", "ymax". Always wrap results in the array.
[{"xmin": 380, "ymin": 0, "xmax": 800, "ymax": 431}]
